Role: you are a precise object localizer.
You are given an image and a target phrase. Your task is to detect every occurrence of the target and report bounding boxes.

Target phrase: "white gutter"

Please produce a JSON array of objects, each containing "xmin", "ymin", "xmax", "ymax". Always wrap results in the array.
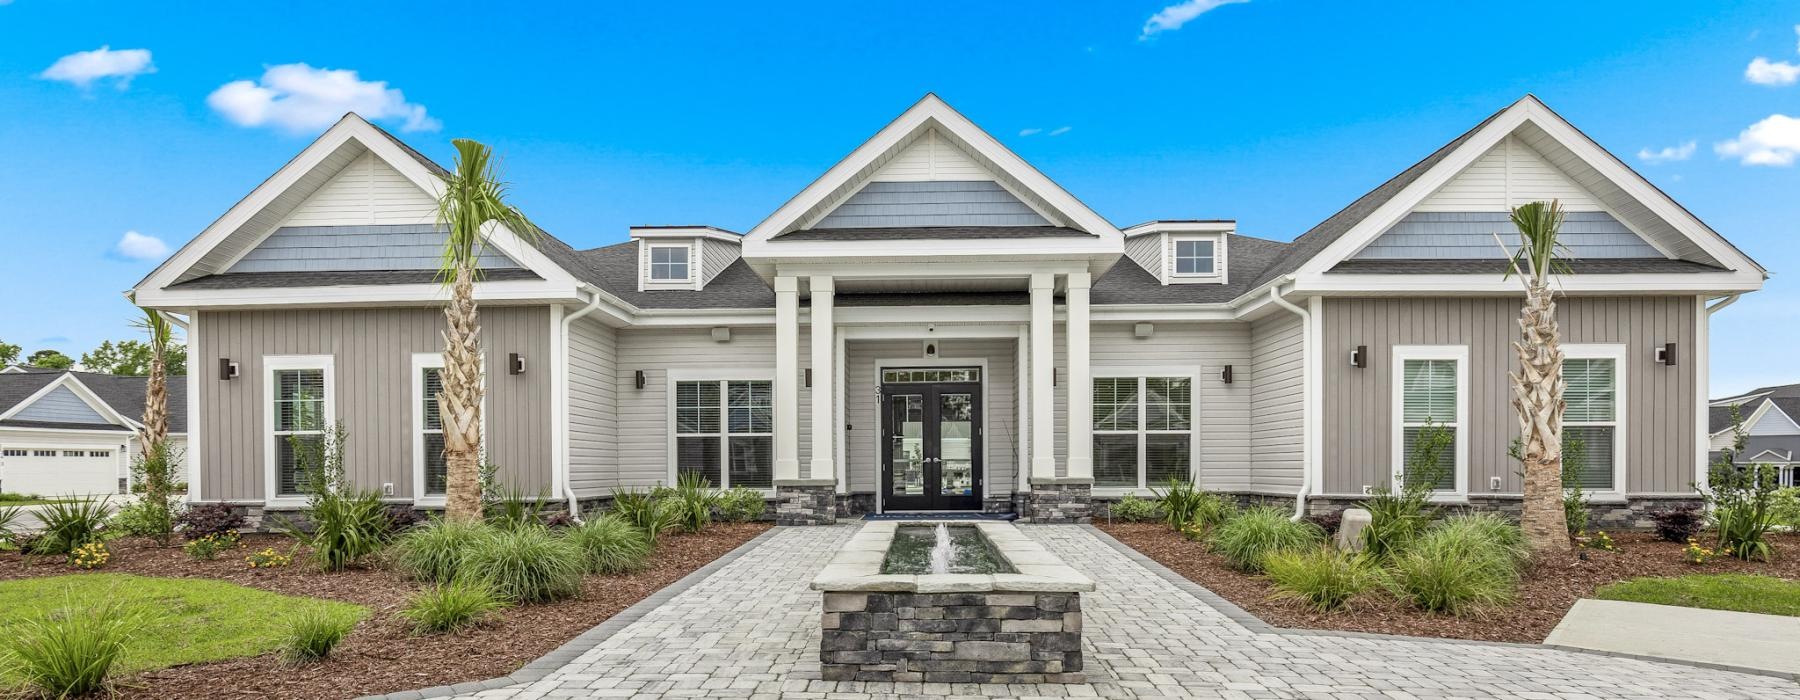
[
  {"xmin": 1266, "ymin": 278, "xmax": 1316, "ymax": 521},
  {"xmin": 556, "ymin": 284, "xmax": 605, "ymax": 519}
]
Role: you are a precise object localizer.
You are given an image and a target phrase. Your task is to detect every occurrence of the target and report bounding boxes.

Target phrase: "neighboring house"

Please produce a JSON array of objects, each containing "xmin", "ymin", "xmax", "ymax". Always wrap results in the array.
[
  {"xmin": 129, "ymin": 94, "xmax": 1764, "ymax": 527},
  {"xmin": 1709, "ymin": 384, "xmax": 1800, "ymax": 486},
  {"xmin": 0, "ymin": 370, "xmax": 188, "ymax": 496}
]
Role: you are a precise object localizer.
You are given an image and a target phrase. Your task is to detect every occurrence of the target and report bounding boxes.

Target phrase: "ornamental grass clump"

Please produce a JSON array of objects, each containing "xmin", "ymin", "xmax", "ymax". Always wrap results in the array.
[
  {"xmin": 5, "ymin": 597, "xmax": 140, "ymax": 698},
  {"xmin": 389, "ymin": 518, "xmax": 492, "ymax": 584},
  {"xmin": 1430, "ymin": 512, "xmax": 1529, "ymax": 566},
  {"xmin": 1209, "ymin": 506, "xmax": 1323, "ymax": 573},
  {"xmin": 668, "ymin": 472, "xmax": 718, "ymax": 534},
  {"xmin": 610, "ymin": 487, "xmax": 682, "ymax": 542},
  {"xmin": 565, "ymin": 514, "xmax": 652, "ymax": 575},
  {"xmin": 275, "ymin": 426, "xmax": 390, "ymax": 571},
  {"xmin": 460, "ymin": 526, "xmax": 585, "ymax": 603},
  {"xmin": 1153, "ymin": 478, "xmax": 1232, "ymax": 532},
  {"xmin": 33, "ymin": 496, "xmax": 111, "ymax": 555},
  {"xmin": 280, "ymin": 607, "xmax": 356, "ymax": 665},
  {"xmin": 1360, "ymin": 423, "xmax": 1451, "ymax": 560},
  {"xmin": 1388, "ymin": 522, "xmax": 1520, "ymax": 615},
  {"xmin": 400, "ymin": 580, "xmax": 507, "ymax": 634},
  {"xmin": 1263, "ymin": 547, "xmax": 1380, "ymax": 612}
]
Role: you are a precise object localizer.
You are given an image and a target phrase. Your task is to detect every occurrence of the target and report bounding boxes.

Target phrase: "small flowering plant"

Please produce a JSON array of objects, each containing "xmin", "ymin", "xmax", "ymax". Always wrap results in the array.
[
  {"xmin": 69, "ymin": 541, "xmax": 110, "ymax": 570},
  {"xmin": 246, "ymin": 547, "xmax": 293, "ymax": 569},
  {"xmin": 1682, "ymin": 538, "xmax": 1715, "ymax": 565},
  {"xmin": 184, "ymin": 531, "xmax": 241, "ymax": 561},
  {"xmin": 1586, "ymin": 530, "xmax": 1617, "ymax": 552}
]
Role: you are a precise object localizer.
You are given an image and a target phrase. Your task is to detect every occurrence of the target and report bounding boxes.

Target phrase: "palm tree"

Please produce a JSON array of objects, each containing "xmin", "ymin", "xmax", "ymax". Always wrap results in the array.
[
  {"xmin": 133, "ymin": 307, "xmax": 177, "ymax": 544},
  {"xmin": 1503, "ymin": 200, "xmax": 1572, "ymax": 553},
  {"xmin": 435, "ymin": 139, "xmax": 538, "ymax": 522}
]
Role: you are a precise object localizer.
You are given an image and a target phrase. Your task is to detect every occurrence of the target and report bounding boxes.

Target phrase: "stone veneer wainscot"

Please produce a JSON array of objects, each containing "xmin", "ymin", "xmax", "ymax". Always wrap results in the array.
[{"xmin": 809, "ymin": 521, "xmax": 1096, "ymax": 683}]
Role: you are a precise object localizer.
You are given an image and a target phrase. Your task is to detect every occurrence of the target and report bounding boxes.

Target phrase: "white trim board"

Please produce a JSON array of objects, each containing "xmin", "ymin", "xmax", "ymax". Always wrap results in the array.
[{"xmin": 1389, "ymin": 344, "xmax": 1471, "ymax": 499}]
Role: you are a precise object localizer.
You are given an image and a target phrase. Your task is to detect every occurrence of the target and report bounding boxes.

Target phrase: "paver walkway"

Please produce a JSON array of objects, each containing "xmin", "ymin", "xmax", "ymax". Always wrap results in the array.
[{"xmin": 452, "ymin": 525, "xmax": 1800, "ymax": 699}]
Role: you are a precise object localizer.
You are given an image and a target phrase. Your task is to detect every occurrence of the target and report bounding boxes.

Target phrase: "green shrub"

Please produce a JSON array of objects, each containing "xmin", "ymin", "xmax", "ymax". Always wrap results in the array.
[
  {"xmin": 460, "ymin": 526, "xmax": 586, "ymax": 603},
  {"xmin": 1263, "ymin": 547, "xmax": 1380, "ymax": 612},
  {"xmin": 1707, "ymin": 407, "xmax": 1781, "ymax": 560},
  {"xmin": 183, "ymin": 532, "xmax": 240, "ymax": 561},
  {"xmin": 1209, "ymin": 506, "xmax": 1323, "ymax": 573},
  {"xmin": 1153, "ymin": 479, "xmax": 1233, "ymax": 532},
  {"xmin": 1108, "ymin": 494, "xmax": 1162, "ymax": 522},
  {"xmin": 1769, "ymin": 488, "xmax": 1800, "ymax": 529},
  {"xmin": 1430, "ymin": 512, "xmax": 1528, "ymax": 566},
  {"xmin": 565, "ymin": 514, "xmax": 652, "ymax": 575},
  {"xmin": 274, "ymin": 425, "xmax": 390, "ymax": 570},
  {"xmin": 0, "ymin": 504, "xmax": 21, "ymax": 537},
  {"xmin": 667, "ymin": 472, "xmax": 718, "ymax": 533},
  {"xmin": 280, "ymin": 607, "xmax": 356, "ymax": 664},
  {"xmin": 611, "ymin": 489, "xmax": 682, "ymax": 543},
  {"xmin": 389, "ymin": 518, "xmax": 491, "ymax": 583},
  {"xmin": 716, "ymin": 487, "xmax": 767, "ymax": 523},
  {"xmin": 5, "ymin": 596, "xmax": 139, "ymax": 698},
  {"xmin": 1389, "ymin": 524, "xmax": 1518, "ymax": 615},
  {"xmin": 486, "ymin": 483, "xmax": 552, "ymax": 531},
  {"xmin": 125, "ymin": 442, "xmax": 182, "ymax": 545},
  {"xmin": 34, "ymin": 496, "xmax": 111, "ymax": 555},
  {"xmin": 400, "ymin": 580, "xmax": 507, "ymax": 634},
  {"xmin": 110, "ymin": 498, "xmax": 179, "ymax": 539}
]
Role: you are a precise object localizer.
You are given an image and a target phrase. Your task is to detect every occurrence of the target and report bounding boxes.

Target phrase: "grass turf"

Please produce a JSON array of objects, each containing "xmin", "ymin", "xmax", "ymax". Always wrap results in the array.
[
  {"xmin": 1594, "ymin": 574, "xmax": 1800, "ymax": 617},
  {"xmin": 0, "ymin": 573, "xmax": 367, "ymax": 684}
]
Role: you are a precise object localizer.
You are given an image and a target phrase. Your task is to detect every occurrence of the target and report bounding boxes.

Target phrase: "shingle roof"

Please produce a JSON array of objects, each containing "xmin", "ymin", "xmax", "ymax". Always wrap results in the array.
[
  {"xmin": 776, "ymin": 226, "xmax": 1096, "ymax": 241},
  {"xmin": 0, "ymin": 370, "xmax": 187, "ymax": 434},
  {"xmin": 575, "ymin": 242, "xmax": 776, "ymax": 309},
  {"xmin": 1091, "ymin": 235, "xmax": 1291, "ymax": 305},
  {"xmin": 169, "ymin": 269, "xmax": 542, "ymax": 290},
  {"xmin": 1711, "ymin": 383, "xmax": 1800, "ymax": 434},
  {"xmin": 1326, "ymin": 259, "xmax": 1726, "ymax": 275}
]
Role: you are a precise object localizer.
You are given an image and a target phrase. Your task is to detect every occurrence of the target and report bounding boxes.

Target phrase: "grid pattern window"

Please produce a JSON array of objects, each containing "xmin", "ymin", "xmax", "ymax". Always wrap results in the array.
[
  {"xmin": 649, "ymin": 245, "xmax": 690, "ymax": 281},
  {"xmin": 675, "ymin": 380, "xmax": 772, "ymax": 489},
  {"xmin": 89, "ymin": 450, "xmax": 110, "ymax": 458},
  {"xmin": 273, "ymin": 368, "xmax": 326, "ymax": 496},
  {"xmin": 1400, "ymin": 359, "xmax": 1458, "ymax": 491},
  {"xmin": 61, "ymin": 451, "xmax": 83, "ymax": 457},
  {"xmin": 1563, "ymin": 357, "xmax": 1617, "ymax": 491},
  {"xmin": 421, "ymin": 367, "xmax": 446, "ymax": 496},
  {"xmin": 1173, "ymin": 239, "xmax": 1216, "ymax": 276},
  {"xmin": 32, "ymin": 450, "xmax": 55, "ymax": 457},
  {"xmin": 1, "ymin": 449, "xmax": 25, "ymax": 457},
  {"xmin": 1093, "ymin": 376, "xmax": 1193, "ymax": 490},
  {"xmin": 882, "ymin": 368, "xmax": 981, "ymax": 384}
]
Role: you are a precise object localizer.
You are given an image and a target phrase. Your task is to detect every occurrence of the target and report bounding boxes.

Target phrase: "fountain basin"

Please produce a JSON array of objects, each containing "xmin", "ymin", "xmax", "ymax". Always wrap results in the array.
[{"xmin": 809, "ymin": 521, "xmax": 1095, "ymax": 684}]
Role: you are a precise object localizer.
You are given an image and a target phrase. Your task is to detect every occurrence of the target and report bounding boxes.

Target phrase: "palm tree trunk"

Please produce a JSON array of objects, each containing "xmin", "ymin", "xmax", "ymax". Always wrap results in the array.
[
  {"xmin": 1512, "ymin": 283, "xmax": 1570, "ymax": 552},
  {"xmin": 441, "ymin": 265, "xmax": 486, "ymax": 522},
  {"xmin": 139, "ymin": 349, "xmax": 167, "ymax": 462}
]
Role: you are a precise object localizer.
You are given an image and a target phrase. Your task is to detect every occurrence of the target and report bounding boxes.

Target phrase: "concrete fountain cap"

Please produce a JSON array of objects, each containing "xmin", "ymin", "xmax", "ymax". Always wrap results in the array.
[{"xmin": 809, "ymin": 521, "xmax": 1096, "ymax": 594}]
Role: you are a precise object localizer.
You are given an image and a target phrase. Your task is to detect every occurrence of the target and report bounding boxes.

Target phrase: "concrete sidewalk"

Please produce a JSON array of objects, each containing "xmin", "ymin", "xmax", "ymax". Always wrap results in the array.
[{"xmin": 1547, "ymin": 598, "xmax": 1800, "ymax": 675}]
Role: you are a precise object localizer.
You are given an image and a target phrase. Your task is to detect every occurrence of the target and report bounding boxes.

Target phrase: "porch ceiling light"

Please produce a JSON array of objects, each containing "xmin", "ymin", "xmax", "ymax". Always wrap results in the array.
[
  {"xmin": 1134, "ymin": 323, "xmax": 1154, "ymax": 338},
  {"xmin": 712, "ymin": 327, "xmax": 731, "ymax": 343}
]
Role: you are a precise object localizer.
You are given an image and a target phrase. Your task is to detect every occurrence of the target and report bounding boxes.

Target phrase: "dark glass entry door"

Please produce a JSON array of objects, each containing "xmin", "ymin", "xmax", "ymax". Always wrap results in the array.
[{"xmin": 881, "ymin": 379, "xmax": 982, "ymax": 511}]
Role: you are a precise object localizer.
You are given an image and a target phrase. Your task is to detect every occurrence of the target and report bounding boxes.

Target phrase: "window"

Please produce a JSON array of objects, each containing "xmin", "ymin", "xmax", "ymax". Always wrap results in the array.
[
  {"xmin": 649, "ymin": 245, "xmax": 690, "ymax": 281},
  {"xmin": 32, "ymin": 450, "xmax": 54, "ymax": 457},
  {"xmin": 265, "ymin": 356, "xmax": 332, "ymax": 500},
  {"xmin": 89, "ymin": 450, "xmax": 110, "ymax": 458},
  {"xmin": 61, "ymin": 450, "xmax": 84, "ymax": 457},
  {"xmin": 1563, "ymin": 346, "xmax": 1624, "ymax": 492},
  {"xmin": 1393, "ymin": 346, "xmax": 1467, "ymax": 493},
  {"xmin": 882, "ymin": 368, "xmax": 980, "ymax": 384},
  {"xmin": 1173, "ymin": 238, "xmax": 1216, "ymax": 276},
  {"xmin": 1093, "ymin": 375, "xmax": 1194, "ymax": 490},
  {"xmin": 674, "ymin": 379, "xmax": 772, "ymax": 489},
  {"xmin": 1, "ymin": 449, "xmax": 25, "ymax": 457},
  {"xmin": 420, "ymin": 367, "xmax": 447, "ymax": 496}
]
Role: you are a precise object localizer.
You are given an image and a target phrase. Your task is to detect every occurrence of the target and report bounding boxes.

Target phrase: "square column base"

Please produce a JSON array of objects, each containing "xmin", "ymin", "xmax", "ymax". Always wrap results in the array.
[
  {"xmin": 776, "ymin": 481, "xmax": 838, "ymax": 526},
  {"xmin": 1021, "ymin": 480, "xmax": 1093, "ymax": 524}
]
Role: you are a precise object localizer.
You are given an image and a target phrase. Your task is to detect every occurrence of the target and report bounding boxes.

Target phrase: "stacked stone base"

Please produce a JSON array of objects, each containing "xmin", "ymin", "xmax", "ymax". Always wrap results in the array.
[
  {"xmin": 1020, "ymin": 481, "xmax": 1092, "ymax": 523},
  {"xmin": 1214, "ymin": 493, "xmax": 1704, "ymax": 532},
  {"xmin": 776, "ymin": 483, "xmax": 837, "ymax": 526},
  {"xmin": 820, "ymin": 591, "xmax": 1083, "ymax": 683}
]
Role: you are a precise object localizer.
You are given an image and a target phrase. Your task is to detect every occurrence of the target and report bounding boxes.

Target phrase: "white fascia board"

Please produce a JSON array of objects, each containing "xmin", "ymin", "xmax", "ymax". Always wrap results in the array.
[
  {"xmin": 629, "ymin": 227, "xmax": 743, "ymax": 243},
  {"xmin": 1091, "ymin": 304, "xmax": 1237, "ymax": 322},
  {"xmin": 1122, "ymin": 221, "xmax": 1234, "ymax": 236},
  {"xmin": 1294, "ymin": 271, "xmax": 1764, "ymax": 296},
  {"xmin": 1711, "ymin": 391, "xmax": 1771, "ymax": 407},
  {"xmin": 134, "ymin": 280, "xmax": 583, "ymax": 310}
]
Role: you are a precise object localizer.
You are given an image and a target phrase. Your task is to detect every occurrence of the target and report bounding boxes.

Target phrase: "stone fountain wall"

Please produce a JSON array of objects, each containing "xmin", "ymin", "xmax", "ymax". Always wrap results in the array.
[{"xmin": 820, "ymin": 590, "xmax": 1083, "ymax": 683}]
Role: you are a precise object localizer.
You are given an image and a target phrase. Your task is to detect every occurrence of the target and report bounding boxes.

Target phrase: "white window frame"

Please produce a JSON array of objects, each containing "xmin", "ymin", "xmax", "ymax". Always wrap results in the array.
[
  {"xmin": 1562, "ymin": 343, "xmax": 1627, "ymax": 499},
  {"xmin": 264, "ymin": 354, "xmax": 335, "ymax": 507},
  {"xmin": 665, "ymin": 368, "xmax": 776, "ymax": 493},
  {"xmin": 1091, "ymin": 367, "xmax": 1202, "ymax": 496},
  {"xmin": 1390, "ymin": 345, "xmax": 1468, "ymax": 500},
  {"xmin": 411, "ymin": 353, "xmax": 447, "ymax": 507},
  {"xmin": 1168, "ymin": 233, "xmax": 1226, "ymax": 283},
  {"xmin": 648, "ymin": 243, "xmax": 692, "ymax": 282}
]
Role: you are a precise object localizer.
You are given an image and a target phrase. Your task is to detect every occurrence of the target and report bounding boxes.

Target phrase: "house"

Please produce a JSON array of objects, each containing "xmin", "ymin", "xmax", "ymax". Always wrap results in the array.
[
  {"xmin": 1709, "ymin": 384, "xmax": 1800, "ymax": 486},
  {"xmin": 0, "ymin": 370, "xmax": 188, "ymax": 496},
  {"xmin": 129, "ymin": 94, "xmax": 1764, "ymax": 527}
]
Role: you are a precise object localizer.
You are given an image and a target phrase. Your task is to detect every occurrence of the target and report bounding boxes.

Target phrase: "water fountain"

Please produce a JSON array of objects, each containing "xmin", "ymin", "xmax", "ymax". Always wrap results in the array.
[{"xmin": 928, "ymin": 522, "xmax": 954, "ymax": 574}]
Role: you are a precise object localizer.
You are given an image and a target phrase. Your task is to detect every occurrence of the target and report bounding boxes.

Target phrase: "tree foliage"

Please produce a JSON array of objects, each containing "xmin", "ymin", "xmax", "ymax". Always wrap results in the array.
[
  {"xmin": 0, "ymin": 340, "xmax": 19, "ymax": 366},
  {"xmin": 26, "ymin": 349, "xmax": 73, "ymax": 369}
]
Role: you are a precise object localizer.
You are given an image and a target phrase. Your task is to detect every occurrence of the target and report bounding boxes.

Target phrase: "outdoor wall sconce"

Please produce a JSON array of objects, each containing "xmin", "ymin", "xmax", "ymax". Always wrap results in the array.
[
  {"xmin": 1221, "ymin": 365, "xmax": 1234, "ymax": 384},
  {"xmin": 634, "ymin": 370, "xmax": 646, "ymax": 390},
  {"xmin": 805, "ymin": 368, "xmax": 812, "ymax": 388},
  {"xmin": 508, "ymin": 353, "xmax": 526, "ymax": 375},
  {"xmin": 1134, "ymin": 323, "xmax": 1154, "ymax": 338},
  {"xmin": 218, "ymin": 359, "xmax": 239, "ymax": 380},
  {"xmin": 1349, "ymin": 345, "xmax": 1368, "ymax": 369},
  {"xmin": 1656, "ymin": 342, "xmax": 1677, "ymax": 366},
  {"xmin": 711, "ymin": 327, "xmax": 731, "ymax": 343}
]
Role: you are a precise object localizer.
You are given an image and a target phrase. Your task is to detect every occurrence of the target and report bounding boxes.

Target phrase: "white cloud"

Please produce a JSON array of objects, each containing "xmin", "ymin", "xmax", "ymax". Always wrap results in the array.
[
  {"xmin": 39, "ymin": 46, "xmax": 154, "ymax": 89},
  {"xmin": 1637, "ymin": 141, "xmax": 1695, "ymax": 164},
  {"xmin": 1746, "ymin": 57, "xmax": 1800, "ymax": 86},
  {"xmin": 1019, "ymin": 128, "xmax": 1042, "ymax": 137},
  {"xmin": 1140, "ymin": 0, "xmax": 1249, "ymax": 40},
  {"xmin": 1048, "ymin": 126, "xmax": 1072, "ymax": 136},
  {"xmin": 1716, "ymin": 114, "xmax": 1800, "ymax": 166},
  {"xmin": 207, "ymin": 63, "xmax": 440, "ymax": 134},
  {"xmin": 113, "ymin": 231, "xmax": 169, "ymax": 261}
]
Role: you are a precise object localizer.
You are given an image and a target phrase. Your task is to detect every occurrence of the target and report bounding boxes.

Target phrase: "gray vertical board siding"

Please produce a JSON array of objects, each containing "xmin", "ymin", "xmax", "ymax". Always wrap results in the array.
[
  {"xmin": 1352, "ymin": 212, "xmax": 1664, "ymax": 260},
  {"xmin": 1123, "ymin": 235, "xmax": 1163, "ymax": 283},
  {"xmin": 13, "ymin": 386, "xmax": 112, "ymax": 425},
  {"xmin": 226, "ymin": 225, "xmax": 521, "ymax": 274},
  {"xmin": 1320, "ymin": 297, "xmax": 1697, "ymax": 496},
  {"xmin": 844, "ymin": 339, "xmax": 1018, "ymax": 498},
  {"xmin": 568, "ymin": 316, "xmax": 618, "ymax": 497},
  {"xmin": 196, "ymin": 307, "xmax": 552, "ymax": 501},
  {"xmin": 1249, "ymin": 314, "xmax": 1305, "ymax": 493},
  {"xmin": 813, "ymin": 181, "xmax": 1050, "ymax": 229},
  {"xmin": 700, "ymin": 238, "xmax": 741, "ymax": 287},
  {"xmin": 1085, "ymin": 323, "xmax": 1253, "ymax": 490}
]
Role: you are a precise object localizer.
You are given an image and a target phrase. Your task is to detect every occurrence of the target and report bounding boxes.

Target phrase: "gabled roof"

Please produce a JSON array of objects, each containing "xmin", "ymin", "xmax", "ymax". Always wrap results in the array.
[
  {"xmin": 0, "ymin": 371, "xmax": 187, "ymax": 434},
  {"xmin": 1711, "ymin": 383, "xmax": 1800, "ymax": 436}
]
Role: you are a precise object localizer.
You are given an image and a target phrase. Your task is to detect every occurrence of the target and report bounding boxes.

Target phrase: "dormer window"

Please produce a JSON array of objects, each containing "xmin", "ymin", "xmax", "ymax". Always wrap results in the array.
[
  {"xmin": 1174, "ymin": 239, "xmax": 1216, "ymax": 276},
  {"xmin": 650, "ymin": 244, "xmax": 690, "ymax": 281}
]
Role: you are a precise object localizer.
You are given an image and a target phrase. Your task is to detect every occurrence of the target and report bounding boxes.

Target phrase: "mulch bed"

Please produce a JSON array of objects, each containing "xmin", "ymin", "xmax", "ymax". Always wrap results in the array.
[
  {"xmin": 1095, "ymin": 521, "xmax": 1800, "ymax": 644},
  {"xmin": 0, "ymin": 523, "xmax": 769, "ymax": 699}
]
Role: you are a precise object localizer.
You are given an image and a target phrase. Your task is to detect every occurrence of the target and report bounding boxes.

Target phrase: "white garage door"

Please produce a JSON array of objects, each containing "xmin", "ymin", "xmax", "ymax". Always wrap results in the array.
[{"xmin": 1, "ymin": 448, "xmax": 119, "ymax": 497}]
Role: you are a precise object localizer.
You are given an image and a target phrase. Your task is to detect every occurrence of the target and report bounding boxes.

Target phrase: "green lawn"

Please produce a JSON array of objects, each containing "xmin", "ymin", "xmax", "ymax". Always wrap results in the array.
[
  {"xmin": 0, "ymin": 574, "xmax": 367, "ymax": 684},
  {"xmin": 1594, "ymin": 574, "xmax": 1800, "ymax": 617}
]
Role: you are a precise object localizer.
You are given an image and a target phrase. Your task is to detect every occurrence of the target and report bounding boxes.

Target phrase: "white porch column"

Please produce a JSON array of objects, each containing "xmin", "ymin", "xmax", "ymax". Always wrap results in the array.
[
  {"xmin": 808, "ymin": 276, "xmax": 835, "ymax": 481},
  {"xmin": 1029, "ymin": 273, "xmax": 1057, "ymax": 481},
  {"xmin": 773, "ymin": 275, "xmax": 801, "ymax": 483},
  {"xmin": 1065, "ymin": 272, "xmax": 1093, "ymax": 480}
]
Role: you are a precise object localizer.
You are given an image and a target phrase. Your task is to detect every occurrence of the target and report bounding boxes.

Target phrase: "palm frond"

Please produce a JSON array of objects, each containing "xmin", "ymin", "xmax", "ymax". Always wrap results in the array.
[
  {"xmin": 435, "ymin": 139, "xmax": 541, "ymax": 285},
  {"xmin": 1505, "ymin": 199, "xmax": 1571, "ymax": 283}
]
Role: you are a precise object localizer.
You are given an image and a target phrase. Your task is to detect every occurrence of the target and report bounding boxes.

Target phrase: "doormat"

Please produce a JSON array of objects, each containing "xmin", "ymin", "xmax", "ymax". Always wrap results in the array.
[{"xmin": 862, "ymin": 512, "xmax": 1018, "ymax": 521}]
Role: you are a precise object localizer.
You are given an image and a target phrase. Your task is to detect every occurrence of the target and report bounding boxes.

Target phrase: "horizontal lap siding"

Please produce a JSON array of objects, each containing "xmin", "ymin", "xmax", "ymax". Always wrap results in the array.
[
  {"xmin": 197, "ymin": 307, "xmax": 552, "ymax": 502},
  {"xmin": 568, "ymin": 316, "xmax": 617, "ymax": 496},
  {"xmin": 1250, "ymin": 314, "xmax": 1304, "ymax": 493},
  {"xmin": 1088, "ymin": 322, "xmax": 1252, "ymax": 490},
  {"xmin": 1321, "ymin": 297, "xmax": 1697, "ymax": 496},
  {"xmin": 844, "ymin": 339, "xmax": 1017, "ymax": 497}
]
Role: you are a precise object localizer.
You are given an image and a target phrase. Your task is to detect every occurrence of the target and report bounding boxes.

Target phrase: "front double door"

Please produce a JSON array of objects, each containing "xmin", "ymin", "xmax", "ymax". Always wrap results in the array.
[{"xmin": 881, "ymin": 381, "xmax": 982, "ymax": 511}]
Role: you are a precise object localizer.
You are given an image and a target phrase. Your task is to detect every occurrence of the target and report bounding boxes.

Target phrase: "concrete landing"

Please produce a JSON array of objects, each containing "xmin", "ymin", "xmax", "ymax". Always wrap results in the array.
[{"xmin": 1547, "ymin": 598, "xmax": 1800, "ymax": 676}]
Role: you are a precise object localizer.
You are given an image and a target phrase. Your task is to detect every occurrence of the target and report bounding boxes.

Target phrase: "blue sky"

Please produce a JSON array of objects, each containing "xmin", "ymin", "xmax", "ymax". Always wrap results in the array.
[{"xmin": 1, "ymin": 1, "xmax": 1796, "ymax": 395}]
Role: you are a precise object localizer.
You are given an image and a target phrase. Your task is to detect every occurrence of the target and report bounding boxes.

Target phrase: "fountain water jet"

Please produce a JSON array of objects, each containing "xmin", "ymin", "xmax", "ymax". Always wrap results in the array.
[{"xmin": 928, "ymin": 523, "xmax": 955, "ymax": 574}]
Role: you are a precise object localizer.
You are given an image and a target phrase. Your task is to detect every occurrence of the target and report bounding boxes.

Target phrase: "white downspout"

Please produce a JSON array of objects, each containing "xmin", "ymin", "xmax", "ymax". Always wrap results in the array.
[
  {"xmin": 558, "ymin": 285, "xmax": 605, "ymax": 518},
  {"xmin": 1267, "ymin": 280, "xmax": 1314, "ymax": 521},
  {"xmin": 1697, "ymin": 293, "xmax": 1741, "ymax": 495}
]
